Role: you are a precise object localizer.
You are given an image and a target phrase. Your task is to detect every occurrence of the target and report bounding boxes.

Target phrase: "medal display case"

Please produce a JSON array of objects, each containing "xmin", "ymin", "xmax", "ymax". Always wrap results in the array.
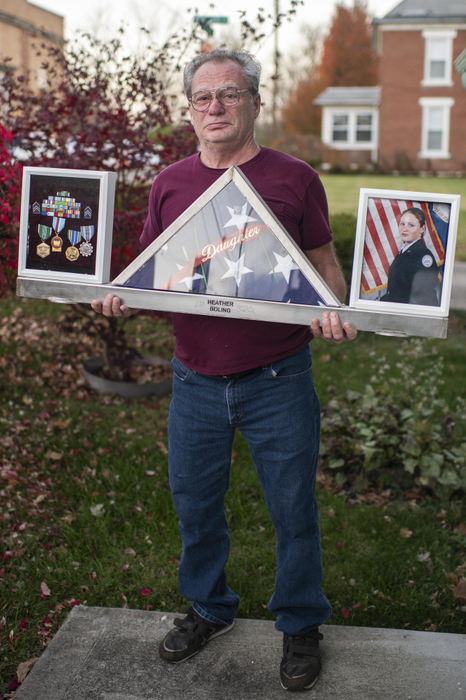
[
  {"xmin": 18, "ymin": 167, "xmax": 117, "ymax": 283},
  {"xmin": 17, "ymin": 167, "xmax": 460, "ymax": 339}
]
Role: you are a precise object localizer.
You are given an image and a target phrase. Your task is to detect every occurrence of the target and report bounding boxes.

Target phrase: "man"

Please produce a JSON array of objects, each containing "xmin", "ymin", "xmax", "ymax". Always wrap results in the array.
[
  {"xmin": 380, "ymin": 207, "xmax": 440, "ymax": 306},
  {"xmin": 92, "ymin": 49, "xmax": 357, "ymax": 692}
]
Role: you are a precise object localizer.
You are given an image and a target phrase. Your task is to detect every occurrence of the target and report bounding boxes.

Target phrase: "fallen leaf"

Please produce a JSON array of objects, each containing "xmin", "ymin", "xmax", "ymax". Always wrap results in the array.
[
  {"xmin": 53, "ymin": 419, "xmax": 70, "ymax": 430},
  {"xmin": 452, "ymin": 578, "xmax": 466, "ymax": 604},
  {"xmin": 16, "ymin": 658, "xmax": 38, "ymax": 683},
  {"xmin": 40, "ymin": 581, "xmax": 51, "ymax": 597},
  {"xmin": 417, "ymin": 551, "xmax": 431, "ymax": 562},
  {"xmin": 400, "ymin": 527, "xmax": 413, "ymax": 539},
  {"xmin": 90, "ymin": 504, "xmax": 105, "ymax": 517},
  {"xmin": 141, "ymin": 588, "xmax": 151, "ymax": 596}
]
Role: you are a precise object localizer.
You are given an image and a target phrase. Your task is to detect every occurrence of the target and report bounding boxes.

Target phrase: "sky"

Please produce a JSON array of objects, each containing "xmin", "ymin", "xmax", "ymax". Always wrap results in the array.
[
  {"xmin": 32, "ymin": 0, "xmax": 399, "ymax": 50},
  {"xmin": 31, "ymin": 0, "xmax": 399, "ymax": 114}
]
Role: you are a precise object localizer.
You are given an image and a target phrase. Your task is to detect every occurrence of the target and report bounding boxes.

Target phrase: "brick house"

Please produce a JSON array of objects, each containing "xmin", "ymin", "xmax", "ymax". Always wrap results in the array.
[
  {"xmin": 0, "ymin": 0, "xmax": 63, "ymax": 89},
  {"xmin": 314, "ymin": 0, "xmax": 466, "ymax": 173}
]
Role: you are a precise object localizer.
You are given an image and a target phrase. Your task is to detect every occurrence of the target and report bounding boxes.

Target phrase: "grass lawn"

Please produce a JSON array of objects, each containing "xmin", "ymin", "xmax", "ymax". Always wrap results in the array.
[
  {"xmin": 1, "ymin": 299, "xmax": 465, "ymax": 695},
  {"xmin": 321, "ymin": 174, "xmax": 466, "ymax": 261}
]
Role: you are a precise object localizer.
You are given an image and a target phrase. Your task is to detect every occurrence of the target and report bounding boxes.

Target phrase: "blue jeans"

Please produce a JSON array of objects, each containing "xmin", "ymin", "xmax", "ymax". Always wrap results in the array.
[{"xmin": 167, "ymin": 345, "xmax": 331, "ymax": 635}]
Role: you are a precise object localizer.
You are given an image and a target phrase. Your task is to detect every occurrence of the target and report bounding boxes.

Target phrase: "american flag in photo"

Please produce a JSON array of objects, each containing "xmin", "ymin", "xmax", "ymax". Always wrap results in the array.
[
  {"xmin": 122, "ymin": 181, "xmax": 327, "ymax": 307},
  {"xmin": 361, "ymin": 198, "xmax": 449, "ymax": 297}
]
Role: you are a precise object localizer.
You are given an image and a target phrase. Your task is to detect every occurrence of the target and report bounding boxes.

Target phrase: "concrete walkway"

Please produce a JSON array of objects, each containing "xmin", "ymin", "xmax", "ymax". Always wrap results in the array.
[{"xmin": 14, "ymin": 607, "xmax": 465, "ymax": 700}]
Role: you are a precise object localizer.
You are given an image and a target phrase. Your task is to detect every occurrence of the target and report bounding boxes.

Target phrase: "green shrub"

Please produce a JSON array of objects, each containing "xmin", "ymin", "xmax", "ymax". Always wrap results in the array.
[
  {"xmin": 319, "ymin": 338, "xmax": 466, "ymax": 498},
  {"xmin": 330, "ymin": 213, "xmax": 357, "ymax": 295}
]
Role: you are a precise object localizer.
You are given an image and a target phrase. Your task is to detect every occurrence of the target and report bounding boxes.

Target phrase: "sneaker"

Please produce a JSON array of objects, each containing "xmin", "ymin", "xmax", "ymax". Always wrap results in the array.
[
  {"xmin": 159, "ymin": 607, "xmax": 234, "ymax": 663},
  {"xmin": 280, "ymin": 629, "xmax": 323, "ymax": 691}
]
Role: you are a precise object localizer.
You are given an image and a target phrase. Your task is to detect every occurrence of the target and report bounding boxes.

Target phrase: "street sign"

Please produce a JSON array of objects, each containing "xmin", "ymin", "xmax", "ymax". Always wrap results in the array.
[{"xmin": 194, "ymin": 15, "xmax": 228, "ymax": 36}]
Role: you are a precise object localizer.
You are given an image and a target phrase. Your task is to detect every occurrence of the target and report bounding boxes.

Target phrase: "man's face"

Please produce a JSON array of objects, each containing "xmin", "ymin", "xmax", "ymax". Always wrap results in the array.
[
  {"xmin": 399, "ymin": 212, "xmax": 425, "ymax": 245},
  {"xmin": 188, "ymin": 59, "xmax": 260, "ymax": 149}
]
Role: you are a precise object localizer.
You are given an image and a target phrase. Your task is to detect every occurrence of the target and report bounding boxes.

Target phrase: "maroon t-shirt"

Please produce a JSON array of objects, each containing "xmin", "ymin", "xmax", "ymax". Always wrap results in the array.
[{"xmin": 140, "ymin": 147, "xmax": 332, "ymax": 375}]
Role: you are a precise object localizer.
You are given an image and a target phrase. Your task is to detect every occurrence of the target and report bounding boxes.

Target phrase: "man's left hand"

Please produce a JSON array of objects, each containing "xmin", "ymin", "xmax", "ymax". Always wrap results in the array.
[{"xmin": 311, "ymin": 311, "xmax": 357, "ymax": 344}]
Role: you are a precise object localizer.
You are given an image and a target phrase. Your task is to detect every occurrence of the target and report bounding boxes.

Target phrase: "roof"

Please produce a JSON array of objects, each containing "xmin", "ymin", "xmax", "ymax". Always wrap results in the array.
[
  {"xmin": 313, "ymin": 86, "xmax": 381, "ymax": 107},
  {"xmin": 374, "ymin": 0, "xmax": 466, "ymax": 24}
]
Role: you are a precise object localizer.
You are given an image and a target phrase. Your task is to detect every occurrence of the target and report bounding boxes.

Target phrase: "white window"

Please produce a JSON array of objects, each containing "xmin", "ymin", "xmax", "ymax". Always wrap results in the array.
[
  {"xmin": 422, "ymin": 31, "xmax": 456, "ymax": 86},
  {"xmin": 419, "ymin": 98, "xmax": 454, "ymax": 159},
  {"xmin": 37, "ymin": 68, "xmax": 48, "ymax": 90},
  {"xmin": 323, "ymin": 109, "xmax": 377, "ymax": 149}
]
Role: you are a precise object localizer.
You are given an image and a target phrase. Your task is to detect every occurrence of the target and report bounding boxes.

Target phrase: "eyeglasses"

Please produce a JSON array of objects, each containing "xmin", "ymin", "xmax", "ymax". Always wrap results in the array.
[{"xmin": 189, "ymin": 86, "xmax": 251, "ymax": 111}]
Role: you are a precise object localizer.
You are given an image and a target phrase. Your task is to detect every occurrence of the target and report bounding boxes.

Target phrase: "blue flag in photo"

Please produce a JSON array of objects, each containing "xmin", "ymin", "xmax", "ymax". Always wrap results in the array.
[{"xmin": 428, "ymin": 202, "xmax": 450, "ymax": 255}]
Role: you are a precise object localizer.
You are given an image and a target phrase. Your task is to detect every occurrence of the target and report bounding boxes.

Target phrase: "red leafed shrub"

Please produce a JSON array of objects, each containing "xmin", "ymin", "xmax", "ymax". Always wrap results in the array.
[
  {"xmin": 0, "ymin": 124, "xmax": 22, "ymax": 296},
  {"xmin": 0, "ymin": 29, "xmax": 199, "ymax": 293}
]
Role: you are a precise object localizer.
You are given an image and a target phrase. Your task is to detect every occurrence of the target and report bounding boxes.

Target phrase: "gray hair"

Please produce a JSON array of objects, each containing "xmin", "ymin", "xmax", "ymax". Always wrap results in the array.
[{"xmin": 183, "ymin": 49, "xmax": 261, "ymax": 98}]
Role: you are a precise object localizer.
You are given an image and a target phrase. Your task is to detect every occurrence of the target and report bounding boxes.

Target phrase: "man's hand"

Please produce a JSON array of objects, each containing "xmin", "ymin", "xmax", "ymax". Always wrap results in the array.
[
  {"xmin": 91, "ymin": 294, "xmax": 132, "ymax": 318},
  {"xmin": 311, "ymin": 311, "xmax": 357, "ymax": 344}
]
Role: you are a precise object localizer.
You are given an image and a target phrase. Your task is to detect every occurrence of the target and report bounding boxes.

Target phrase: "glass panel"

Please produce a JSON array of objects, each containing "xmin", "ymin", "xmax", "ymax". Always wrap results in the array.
[
  {"xmin": 429, "ymin": 37, "xmax": 447, "ymax": 60},
  {"xmin": 332, "ymin": 115, "xmax": 348, "ymax": 126},
  {"xmin": 356, "ymin": 114, "xmax": 372, "ymax": 142},
  {"xmin": 427, "ymin": 130, "xmax": 443, "ymax": 150},
  {"xmin": 332, "ymin": 129, "xmax": 348, "ymax": 141},
  {"xmin": 356, "ymin": 114, "xmax": 372, "ymax": 126},
  {"xmin": 427, "ymin": 106, "xmax": 444, "ymax": 129},
  {"xmin": 430, "ymin": 60, "xmax": 446, "ymax": 79},
  {"xmin": 120, "ymin": 180, "xmax": 326, "ymax": 306},
  {"xmin": 356, "ymin": 129, "xmax": 372, "ymax": 142}
]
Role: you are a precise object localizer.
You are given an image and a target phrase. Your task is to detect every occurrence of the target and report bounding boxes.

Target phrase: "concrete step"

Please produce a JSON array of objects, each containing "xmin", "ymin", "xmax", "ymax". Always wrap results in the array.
[{"xmin": 14, "ymin": 607, "xmax": 465, "ymax": 699}]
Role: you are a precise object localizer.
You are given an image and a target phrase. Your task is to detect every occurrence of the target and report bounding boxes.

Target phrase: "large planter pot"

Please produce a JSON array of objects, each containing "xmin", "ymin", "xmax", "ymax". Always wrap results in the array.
[{"xmin": 82, "ymin": 354, "xmax": 172, "ymax": 399}]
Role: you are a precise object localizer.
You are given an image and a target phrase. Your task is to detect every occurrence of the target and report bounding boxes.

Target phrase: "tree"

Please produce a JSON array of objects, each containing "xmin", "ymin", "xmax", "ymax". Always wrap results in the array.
[
  {"xmin": 281, "ymin": 75, "xmax": 324, "ymax": 136},
  {"xmin": 281, "ymin": 1, "xmax": 378, "ymax": 137},
  {"xmin": 0, "ymin": 6, "xmax": 305, "ymax": 294},
  {"xmin": 320, "ymin": 0, "xmax": 379, "ymax": 87},
  {"xmin": 0, "ymin": 28, "xmax": 201, "ymax": 287}
]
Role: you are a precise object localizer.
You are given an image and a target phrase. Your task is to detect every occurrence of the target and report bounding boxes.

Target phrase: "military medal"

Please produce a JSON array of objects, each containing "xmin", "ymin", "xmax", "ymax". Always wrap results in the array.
[
  {"xmin": 66, "ymin": 229, "xmax": 81, "ymax": 261},
  {"xmin": 51, "ymin": 216, "xmax": 65, "ymax": 252},
  {"xmin": 37, "ymin": 224, "xmax": 52, "ymax": 257},
  {"xmin": 51, "ymin": 235, "xmax": 63, "ymax": 252},
  {"xmin": 79, "ymin": 225, "xmax": 95, "ymax": 257},
  {"xmin": 37, "ymin": 242, "xmax": 50, "ymax": 257}
]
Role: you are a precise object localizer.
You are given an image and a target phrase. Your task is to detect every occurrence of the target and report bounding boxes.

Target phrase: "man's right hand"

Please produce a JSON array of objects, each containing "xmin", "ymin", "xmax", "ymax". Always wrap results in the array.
[{"xmin": 91, "ymin": 294, "xmax": 132, "ymax": 317}]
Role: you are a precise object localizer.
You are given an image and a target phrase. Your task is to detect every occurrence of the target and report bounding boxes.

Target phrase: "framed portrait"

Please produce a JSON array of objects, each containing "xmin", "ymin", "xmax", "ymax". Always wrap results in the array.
[
  {"xmin": 18, "ymin": 167, "xmax": 117, "ymax": 283},
  {"xmin": 349, "ymin": 188, "xmax": 460, "ymax": 319}
]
